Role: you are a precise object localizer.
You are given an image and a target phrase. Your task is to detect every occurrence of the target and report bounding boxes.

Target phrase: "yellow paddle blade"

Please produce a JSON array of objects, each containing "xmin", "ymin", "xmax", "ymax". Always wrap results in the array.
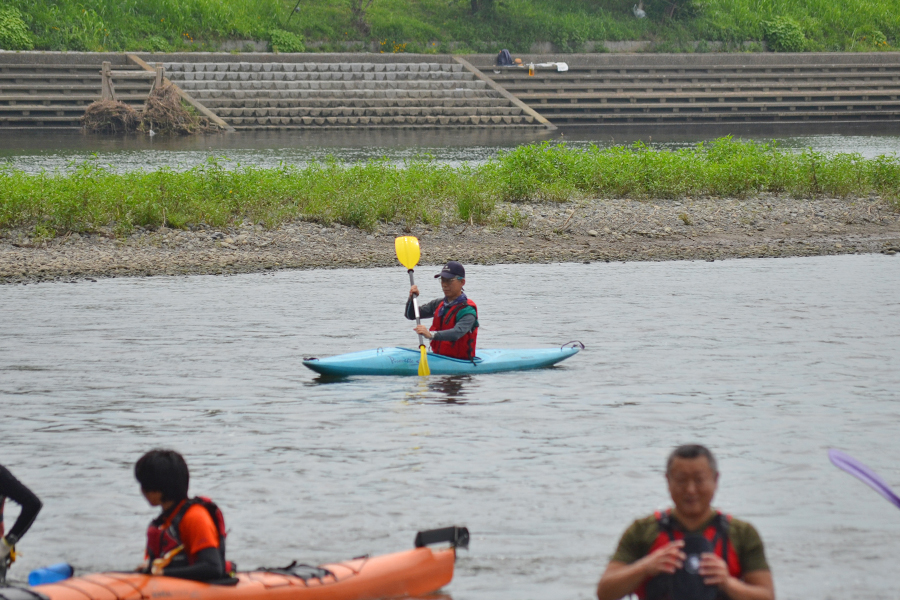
[
  {"xmin": 395, "ymin": 236, "xmax": 421, "ymax": 270},
  {"xmin": 418, "ymin": 345, "xmax": 431, "ymax": 376}
]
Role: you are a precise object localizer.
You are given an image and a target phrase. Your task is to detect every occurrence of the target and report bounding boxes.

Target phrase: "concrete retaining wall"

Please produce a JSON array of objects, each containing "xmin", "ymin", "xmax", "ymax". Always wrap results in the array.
[
  {"xmin": 471, "ymin": 52, "xmax": 900, "ymax": 129},
  {"xmin": 467, "ymin": 52, "xmax": 900, "ymax": 68}
]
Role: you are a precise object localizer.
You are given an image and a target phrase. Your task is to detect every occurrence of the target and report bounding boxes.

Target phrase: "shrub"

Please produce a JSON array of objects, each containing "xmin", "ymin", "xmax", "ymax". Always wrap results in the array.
[
  {"xmin": 550, "ymin": 12, "xmax": 589, "ymax": 52},
  {"xmin": 644, "ymin": 0, "xmax": 703, "ymax": 20},
  {"xmin": 269, "ymin": 28, "xmax": 305, "ymax": 52},
  {"xmin": 852, "ymin": 26, "xmax": 889, "ymax": 50},
  {"xmin": 145, "ymin": 35, "xmax": 172, "ymax": 52},
  {"xmin": 36, "ymin": 7, "xmax": 108, "ymax": 51},
  {"xmin": 0, "ymin": 7, "xmax": 34, "ymax": 50},
  {"xmin": 3, "ymin": 139, "xmax": 899, "ymax": 236},
  {"xmin": 871, "ymin": 154, "xmax": 900, "ymax": 203},
  {"xmin": 764, "ymin": 16, "xmax": 806, "ymax": 52}
]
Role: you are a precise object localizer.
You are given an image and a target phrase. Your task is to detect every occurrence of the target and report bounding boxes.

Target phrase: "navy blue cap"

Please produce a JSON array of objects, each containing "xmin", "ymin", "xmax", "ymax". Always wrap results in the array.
[{"xmin": 434, "ymin": 261, "xmax": 466, "ymax": 279}]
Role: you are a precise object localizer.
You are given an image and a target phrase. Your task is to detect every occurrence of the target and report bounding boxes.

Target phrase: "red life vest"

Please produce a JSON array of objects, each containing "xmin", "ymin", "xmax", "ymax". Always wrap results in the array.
[
  {"xmin": 145, "ymin": 496, "xmax": 233, "ymax": 574},
  {"xmin": 636, "ymin": 510, "xmax": 741, "ymax": 600},
  {"xmin": 0, "ymin": 496, "xmax": 5, "ymax": 539},
  {"xmin": 429, "ymin": 299, "xmax": 478, "ymax": 360}
]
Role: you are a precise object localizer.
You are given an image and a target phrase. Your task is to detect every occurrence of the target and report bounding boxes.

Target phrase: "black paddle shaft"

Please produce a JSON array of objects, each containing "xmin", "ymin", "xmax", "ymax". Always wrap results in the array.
[{"xmin": 408, "ymin": 270, "xmax": 426, "ymax": 347}]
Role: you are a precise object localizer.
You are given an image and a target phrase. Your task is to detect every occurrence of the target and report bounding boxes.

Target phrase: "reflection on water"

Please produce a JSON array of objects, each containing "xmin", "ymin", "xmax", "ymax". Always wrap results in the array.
[
  {"xmin": 428, "ymin": 376, "xmax": 474, "ymax": 404},
  {"xmin": 401, "ymin": 375, "xmax": 480, "ymax": 405},
  {"xmin": 1, "ymin": 255, "xmax": 899, "ymax": 600},
  {"xmin": 2, "ymin": 130, "xmax": 899, "ymax": 174},
  {"xmin": 313, "ymin": 372, "xmax": 477, "ymax": 405},
  {"xmin": 0, "ymin": 130, "xmax": 548, "ymax": 173}
]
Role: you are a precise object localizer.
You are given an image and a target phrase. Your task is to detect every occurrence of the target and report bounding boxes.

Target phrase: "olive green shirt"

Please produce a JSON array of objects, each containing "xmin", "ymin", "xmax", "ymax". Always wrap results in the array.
[{"xmin": 611, "ymin": 512, "xmax": 770, "ymax": 574}]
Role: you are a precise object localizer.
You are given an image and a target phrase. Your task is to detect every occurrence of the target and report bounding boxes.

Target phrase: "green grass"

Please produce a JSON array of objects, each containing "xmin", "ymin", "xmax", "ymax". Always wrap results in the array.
[
  {"xmin": 9, "ymin": 0, "xmax": 281, "ymax": 52},
  {"xmin": 6, "ymin": 0, "xmax": 900, "ymax": 52},
  {"xmin": 1, "ymin": 138, "xmax": 898, "ymax": 238}
]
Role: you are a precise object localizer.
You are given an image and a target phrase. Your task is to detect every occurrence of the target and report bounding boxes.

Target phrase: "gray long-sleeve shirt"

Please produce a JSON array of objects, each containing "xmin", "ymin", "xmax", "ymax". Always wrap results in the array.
[{"xmin": 405, "ymin": 297, "xmax": 477, "ymax": 342}]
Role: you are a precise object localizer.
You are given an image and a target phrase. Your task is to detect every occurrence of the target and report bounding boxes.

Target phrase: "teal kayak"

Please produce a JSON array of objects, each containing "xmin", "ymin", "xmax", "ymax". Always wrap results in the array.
[{"xmin": 303, "ymin": 346, "xmax": 582, "ymax": 376}]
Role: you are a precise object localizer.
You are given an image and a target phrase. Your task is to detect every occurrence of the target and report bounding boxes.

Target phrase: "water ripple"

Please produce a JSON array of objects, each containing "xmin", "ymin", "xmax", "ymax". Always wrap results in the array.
[{"xmin": 0, "ymin": 254, "xmax": 898, "ymax": 600}]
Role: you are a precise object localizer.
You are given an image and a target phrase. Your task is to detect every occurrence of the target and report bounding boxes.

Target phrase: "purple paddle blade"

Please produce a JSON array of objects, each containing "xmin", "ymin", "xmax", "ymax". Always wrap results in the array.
[{"xmin": 829, "ymin": 449, "xmax": 900, "ymax": 510}]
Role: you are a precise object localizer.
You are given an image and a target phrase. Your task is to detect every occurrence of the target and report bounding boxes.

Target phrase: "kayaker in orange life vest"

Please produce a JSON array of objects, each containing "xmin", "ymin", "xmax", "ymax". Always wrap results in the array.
[
  {"xmin": 596, "ymin": 445, "xmax": 774, "ymax": 600},
  {"xmin": 135, "ymin": 449, "xmax": 231, "ymax": 582},
  {"xmin": 405, "ymin": 261, "xmax": 479, "ymax": 360}
]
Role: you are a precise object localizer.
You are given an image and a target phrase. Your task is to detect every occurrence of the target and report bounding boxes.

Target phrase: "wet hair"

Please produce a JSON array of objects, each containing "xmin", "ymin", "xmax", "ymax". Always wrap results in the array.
[
  {"xmin": 135, "ymin": 449, "xmax": 189, "ymax": 502},
  {"xmin": 666, "ymin": 444, "xmax": 718, "ymax": 475}
]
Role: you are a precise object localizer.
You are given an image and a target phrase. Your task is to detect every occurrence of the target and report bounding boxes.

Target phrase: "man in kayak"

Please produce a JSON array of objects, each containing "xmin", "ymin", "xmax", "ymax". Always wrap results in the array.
[
  {"xmin": 406, "ymin": 260, "xmax": 479, "ymax": 360},
  {"xmin": 596, "ymin": 445, "xmax": 774, "ymax": 600},
  {"xmin": 0, "ymin": 464, "xmax": 42, "ymax": 581},
  {"xmin": 136, "ymin": 449, "xmax": 232, "ymax": 581}
]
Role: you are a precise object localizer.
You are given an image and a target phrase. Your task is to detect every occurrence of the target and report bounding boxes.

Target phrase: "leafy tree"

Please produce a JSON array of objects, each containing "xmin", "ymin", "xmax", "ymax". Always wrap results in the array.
[
  {"xmin": 349, "ymin": 0, "xmax": 376, "ymax": 35},
  {"xmin": 465, "ymin": 0, "xmax": 498, "ymax": 16},
  {"xmin": 632, "ymin": 0, "xmax": 699, "ymax": 20},
  {"xmin": 667, "ymin": 0, "xmax": 700, "ymax": 18}
]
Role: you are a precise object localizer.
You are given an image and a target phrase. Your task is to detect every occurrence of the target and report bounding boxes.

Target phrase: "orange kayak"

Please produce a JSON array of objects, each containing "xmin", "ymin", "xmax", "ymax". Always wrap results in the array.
[{"xmin": 14, "ymin": 528, "xmax": 466, "ymax": 600}]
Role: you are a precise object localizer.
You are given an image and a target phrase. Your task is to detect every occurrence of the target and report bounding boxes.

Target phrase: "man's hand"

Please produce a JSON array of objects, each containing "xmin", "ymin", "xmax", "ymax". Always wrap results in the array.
[
  {"xmin": 700, "ymin": 555, "xmax": 775, "ymax": 600},
  {"xmin": 597, "ymin": 542, "xmax": 686, "ymax": 600},
  {"xmin": 414, "ymin": 325, "xmax": 433, "ymax": 339},
  {"xmin": 640, "ymin": 540, "xmax": 685, "ymax": 577},
  {"xmin": 409, "ymin": 285, "xmax": 420, "ymax": 298},
  {"xmin": 698, "ymin": 552, "xmax": 731, "ymax": 588}
]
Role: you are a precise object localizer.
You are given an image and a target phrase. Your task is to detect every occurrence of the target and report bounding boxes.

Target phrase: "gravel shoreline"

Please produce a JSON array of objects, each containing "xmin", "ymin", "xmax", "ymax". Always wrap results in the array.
[{"xmin": 2, "ymin": 194, "xmax": 898, "ymax": 284}]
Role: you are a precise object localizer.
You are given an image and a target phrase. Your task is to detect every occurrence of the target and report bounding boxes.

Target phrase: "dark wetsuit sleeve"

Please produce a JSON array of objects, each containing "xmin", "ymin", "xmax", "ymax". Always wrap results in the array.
[
  {"xmin": 405, "ymin": 298, "xmax": 440, "ymax": 320},
  {"xmin": 162, "ymin": 547, "xmax": 224, "ymax": 581},
  {"xmin": 0, "ymin": 465, "xmax": 42, "ymax": 542},
  {"xmin": 431, "ymin": 313, "xmax": 476, "ymax": 342}
]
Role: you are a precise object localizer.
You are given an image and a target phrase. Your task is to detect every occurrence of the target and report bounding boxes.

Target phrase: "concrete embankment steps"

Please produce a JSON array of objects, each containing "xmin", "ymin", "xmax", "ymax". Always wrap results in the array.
[
  {"xmin": 154, "ymin": 55, "xmax": 542, "ymax": 129},
  {"xmin": 0, "ymin": 54, "xmax": 152, "ymax": 129},
  {"xmin": 468, "ymin": 52, "xmax": 900, "ymax": 128},
  {"xmin": 6, "ymin": 51, "xmax": 899, "ymax": 131},
  {"xmin": 0, "ymin": 52, "xmax": 545, "ymax": 131}
]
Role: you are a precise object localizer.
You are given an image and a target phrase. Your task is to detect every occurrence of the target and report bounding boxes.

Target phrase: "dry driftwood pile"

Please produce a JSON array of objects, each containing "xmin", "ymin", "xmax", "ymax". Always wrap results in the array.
[
  {"xmin": 81, "ymin": 99, "xmax": 139, "ymax": 134},
  {"xmin": 81, "ymin": 83, "xmax": 214, "ymax": 135}
]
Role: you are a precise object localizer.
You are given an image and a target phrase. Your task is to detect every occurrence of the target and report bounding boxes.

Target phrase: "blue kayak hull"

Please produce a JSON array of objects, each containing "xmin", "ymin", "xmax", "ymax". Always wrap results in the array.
[{"xmin": 303, "ymin": 347, "xmax": 580, "ymax": 376}]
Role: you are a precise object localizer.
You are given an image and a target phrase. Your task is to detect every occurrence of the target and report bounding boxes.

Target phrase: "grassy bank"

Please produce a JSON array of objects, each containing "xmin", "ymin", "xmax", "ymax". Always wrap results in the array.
[
  {"xmin": 1, "ymin": 138, "xmax": 899, "ymax": 239},
  {"xmin": 3, "ymin": 0, "xmax": 899, "ymax": 53}
]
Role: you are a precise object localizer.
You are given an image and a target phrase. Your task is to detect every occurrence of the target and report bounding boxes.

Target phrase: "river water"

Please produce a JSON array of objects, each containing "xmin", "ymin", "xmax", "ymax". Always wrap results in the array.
[
  {"xmin": 2, "ymin": 131, "xmax": 900, "ymax": 173},
  {"xmin": 1, "ymin": 254, "xmax": 898, "ymax": 599}
]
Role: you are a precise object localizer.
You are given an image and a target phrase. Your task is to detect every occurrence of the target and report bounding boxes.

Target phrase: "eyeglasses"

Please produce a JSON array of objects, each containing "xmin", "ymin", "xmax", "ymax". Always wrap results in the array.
[
  {"xmin": 441, "ymin": 277, "xmax": 464, "ymax": 282},
  {"xmin": 669, "ymin": 475, "xmax": 715, "ymax": 488}
]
